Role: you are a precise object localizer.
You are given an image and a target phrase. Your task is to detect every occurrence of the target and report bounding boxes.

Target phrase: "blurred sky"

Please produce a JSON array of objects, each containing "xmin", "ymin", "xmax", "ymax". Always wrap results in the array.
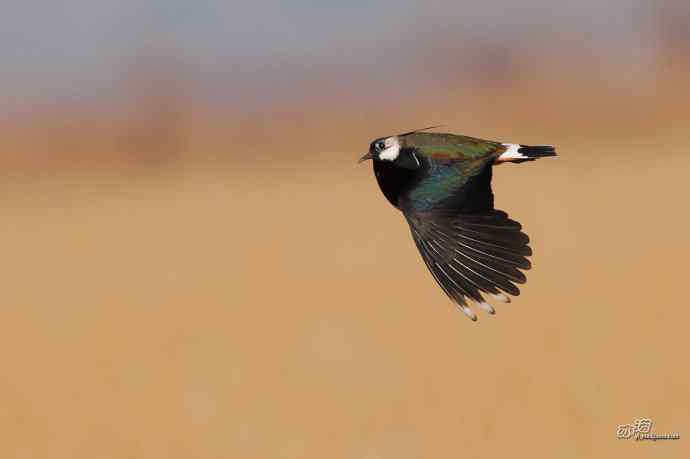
[{"xmin": 2, "ymin": 0, "xmax": 689, "ymax": 111}]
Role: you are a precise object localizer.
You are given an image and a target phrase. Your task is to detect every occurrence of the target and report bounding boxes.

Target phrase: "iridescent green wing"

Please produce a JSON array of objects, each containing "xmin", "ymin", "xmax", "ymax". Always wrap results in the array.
[
  {"xmin": 401, "ymin": 132, "xmax": 506, "ymax": 161},
  {"xmin": 400, "ymin": 133, "xmax": 504, "ymax": 212},
  {"xmin": 397, "ymin": 134, "xmax": 531, "ymax": 315},
  {"xmin": 403, "ymin": 159, "xmax": 488, "ymax": 212}
]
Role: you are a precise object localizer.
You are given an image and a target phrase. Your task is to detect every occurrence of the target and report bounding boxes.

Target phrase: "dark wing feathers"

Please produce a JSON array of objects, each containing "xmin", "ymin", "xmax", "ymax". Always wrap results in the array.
[
  {"xmin": 400, "ymin": 158, "xmax": 531, "ymax": 319},
  {"xmin": 406, "ymin": 210, "xmax": 531, "ymax": 314}
]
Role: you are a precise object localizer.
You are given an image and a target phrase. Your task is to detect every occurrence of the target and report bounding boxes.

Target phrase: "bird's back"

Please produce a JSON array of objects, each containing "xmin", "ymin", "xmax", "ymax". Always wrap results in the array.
[{"xmin": 401, "ymin": 132, "xmax": 505, "ymax": 161}]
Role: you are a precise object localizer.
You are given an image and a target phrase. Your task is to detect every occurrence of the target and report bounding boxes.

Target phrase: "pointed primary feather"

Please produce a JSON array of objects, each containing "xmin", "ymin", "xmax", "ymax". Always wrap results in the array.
[
  {"xmin": 477, "ymin": 301, "xmax": 495, "ymax": 315},
  {"xmin": 491, "ymin": 292, "xmax": 511, "ymax": 303}
]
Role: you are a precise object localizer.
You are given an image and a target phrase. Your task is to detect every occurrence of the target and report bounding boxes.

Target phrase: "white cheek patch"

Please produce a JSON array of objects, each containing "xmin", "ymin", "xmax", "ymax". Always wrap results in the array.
[{"xmin": 379, "ymin": 137, "xmax": 401, "ymax": 161}]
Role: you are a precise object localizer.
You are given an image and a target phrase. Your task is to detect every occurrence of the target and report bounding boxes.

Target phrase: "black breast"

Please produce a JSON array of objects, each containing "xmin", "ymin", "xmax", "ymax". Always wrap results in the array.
[{"xmin": 373, "ymin": 160, "xmax": 419, "ymax": 209}]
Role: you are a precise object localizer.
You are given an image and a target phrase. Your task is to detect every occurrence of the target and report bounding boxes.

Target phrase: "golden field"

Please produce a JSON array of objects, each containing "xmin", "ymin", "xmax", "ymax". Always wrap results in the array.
[{"xmin": 1, "ymin": 70, "xmax": 689, "ymax": 458}]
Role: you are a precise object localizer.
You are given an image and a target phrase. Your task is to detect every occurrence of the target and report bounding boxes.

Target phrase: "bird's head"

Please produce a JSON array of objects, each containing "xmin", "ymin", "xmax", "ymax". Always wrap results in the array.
[
  {"xmin": 359, "ymin": 135, "xmax": 422, "ymax": 170},
  {"xmin": 359, "ymin": 126, "xmax": 441, "ymax": 167},
  {"xmin": 359, "ymin": 136, "xmax": 401, "ymax": 163}
]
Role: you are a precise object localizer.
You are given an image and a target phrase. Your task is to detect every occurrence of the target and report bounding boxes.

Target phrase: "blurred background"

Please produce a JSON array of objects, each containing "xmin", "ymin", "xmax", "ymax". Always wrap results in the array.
[{"xmin": 2, "ymin": 1, "xmax": 689, "ymax": 458}]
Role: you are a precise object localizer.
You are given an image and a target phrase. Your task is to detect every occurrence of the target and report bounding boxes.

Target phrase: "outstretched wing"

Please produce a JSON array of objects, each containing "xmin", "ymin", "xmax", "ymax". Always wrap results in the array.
[{"xmin": 401, "ymin": 163, "xmax": 531, "ymax": 320}]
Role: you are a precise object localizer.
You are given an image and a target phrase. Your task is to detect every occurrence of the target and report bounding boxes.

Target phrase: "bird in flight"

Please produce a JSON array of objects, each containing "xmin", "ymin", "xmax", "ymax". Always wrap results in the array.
[{"xmin": 359, "ymin": 127, "xmax": 556, "ymax": 321}]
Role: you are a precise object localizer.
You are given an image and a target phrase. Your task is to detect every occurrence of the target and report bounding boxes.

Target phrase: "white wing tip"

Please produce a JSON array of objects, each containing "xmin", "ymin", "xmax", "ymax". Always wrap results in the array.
[
  {"xmin": 477, "ymin": 301, "xmax": 496, "ymax": 315},
  {"xmin": 491, "ymin": 293, "xmax": 511, "ymax": 303},
  {"xmin": 460, "ymin": 305, "xmax": 477, "ymax": 321}
]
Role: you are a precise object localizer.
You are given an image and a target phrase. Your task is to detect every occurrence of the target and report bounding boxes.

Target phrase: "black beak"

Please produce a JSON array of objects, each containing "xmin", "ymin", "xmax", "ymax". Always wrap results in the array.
[{"xmin": 358, "ymin": 152, "xmax": 373, "ymax": 163}]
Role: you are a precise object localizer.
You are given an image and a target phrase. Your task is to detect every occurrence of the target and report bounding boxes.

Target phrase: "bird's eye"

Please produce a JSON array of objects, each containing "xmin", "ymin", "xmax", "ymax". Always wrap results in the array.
[{"xmin": 377, "ymin": 142, "xmax": 386, "ymax": 151}]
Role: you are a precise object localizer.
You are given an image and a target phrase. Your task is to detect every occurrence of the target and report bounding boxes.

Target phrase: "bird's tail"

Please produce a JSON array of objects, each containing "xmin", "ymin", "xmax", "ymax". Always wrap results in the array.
[{"xmin": 497, "ymin": 144, "xmax": 557, "ymax": 163}]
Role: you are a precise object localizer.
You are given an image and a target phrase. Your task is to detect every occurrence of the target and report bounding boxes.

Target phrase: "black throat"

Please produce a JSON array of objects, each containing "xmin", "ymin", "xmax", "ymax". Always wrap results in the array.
[{"xmin": 373, "ymin": 159, "xmax": 420, "ymax": 209}]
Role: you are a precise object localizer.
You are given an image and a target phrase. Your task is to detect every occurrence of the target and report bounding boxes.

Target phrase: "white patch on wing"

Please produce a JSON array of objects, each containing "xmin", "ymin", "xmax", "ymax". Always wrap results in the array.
[
  {"xmin": 477, "ymin": 301, "xmax": 495, "ymax": 315},
  {"xmin": 497, "ymin": 143, "xmax": 526, "ymax": 161},
  {"xmin": 459, "ymin": 305, "xmax": 477, "ymax": 321},
  {"xmin": 379, "ymin": 136, "xmax": 401, "ymax": 161},
  {"xmin": 491, "ymin": 293, "xmax": 510, "ymax": 303}
]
